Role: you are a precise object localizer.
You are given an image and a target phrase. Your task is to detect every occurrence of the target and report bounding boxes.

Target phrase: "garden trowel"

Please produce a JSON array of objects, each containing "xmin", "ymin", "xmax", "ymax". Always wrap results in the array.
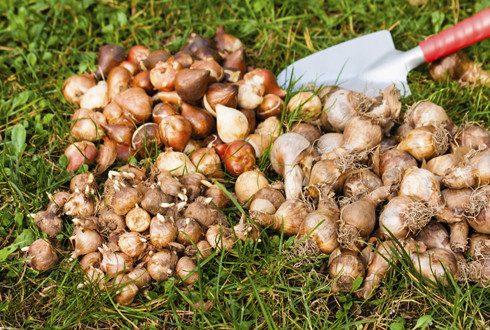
[{"xmin": 277, "ymin": 9, "xmax": 490, "ymax": 96}]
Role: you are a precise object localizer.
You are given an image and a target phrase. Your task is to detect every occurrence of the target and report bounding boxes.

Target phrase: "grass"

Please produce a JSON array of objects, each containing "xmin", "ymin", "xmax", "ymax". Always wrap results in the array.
[{"xmin": 1, "ymin": 0, "xmax": 489, "ymax": 328}]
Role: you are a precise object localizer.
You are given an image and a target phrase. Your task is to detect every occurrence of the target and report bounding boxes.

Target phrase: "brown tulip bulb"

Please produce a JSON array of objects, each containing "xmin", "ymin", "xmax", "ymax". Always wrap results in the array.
[
  {"xmin": 101, "ymin": 123, "xmax": 134, "ymax": 146},
  {"xmin": 107, "ymin": 66, "xmax": 131, "ymax": 101},
  {"xmin": 64, "ymin": 141, "xmax": 98, "ymax": 172},
  {"xmin": 257, "ymin": 94, "xmax": 284, "ymax": 119},
  {"xmin": 190, "ymin": 59, "xmax": 224, "ymax": 83},
  {"xmin": 143, "ymin": 50, "xmax": 172, "ymax": 70},
  {"xmin": 152, "ymin": 102, "xmax": 178, "ymax": 124},
  {"xmin": 127, "ymin": 45, "xmax": 150, "ymax": 66},
  {"xmin": 223, "ymin": 140, "xmax": 256, "ymax": 177},
  {"xmin": 181, "ymin": 103, "xmax": 215, "ymax": 138},
  {"xmin": 62, "ymin": 74, "xmax": 96, "ymax": 105},
  {"xmin": 174, "ymin": 69, "xmax": 210, "ymax": 103},
  {"xmin": 158, "ymin": 115, "xmax": 192, "ymax": 151},
  {"xmin": 114, "ymin": 87, "xmax": 152, "ymax": 124},
  {"xmin": 203, "ymin": 83, "xmax": 238, "ymax": 115},
  {"xmin": 132, "ymin": 71, "xmax": 153, "ymax": 92},
  {"xmin": 96, "ymin": 44, "xmax": 125, "ymax": 79},
  {"xmin": 174, "ymin": 51, "xmax": 194, "ymax": 68}
]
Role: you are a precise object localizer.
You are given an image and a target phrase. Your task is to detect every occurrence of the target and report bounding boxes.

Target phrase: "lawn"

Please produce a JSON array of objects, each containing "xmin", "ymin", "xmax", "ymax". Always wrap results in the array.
[{"xmin": 1, "ymin": 0, "xmax": 489, "ymax": 328}]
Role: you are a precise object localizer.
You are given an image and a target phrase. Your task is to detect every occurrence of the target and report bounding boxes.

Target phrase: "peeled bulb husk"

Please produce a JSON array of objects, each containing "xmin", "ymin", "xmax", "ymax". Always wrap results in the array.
[{"xmin": 215, "ymin": 104, "xmax": 249, "ymax": 143}]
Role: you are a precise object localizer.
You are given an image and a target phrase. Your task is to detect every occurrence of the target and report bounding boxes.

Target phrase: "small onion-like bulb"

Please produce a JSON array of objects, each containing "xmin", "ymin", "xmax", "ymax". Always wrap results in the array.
[
  {"xmin": 206, "ymin": 225, "xmax": 236, "ymax": 251},
  {"xmin": 71, "ymin": 228, "xmax": 103, "ymax": 258},
  {"xmin": 176, "ymin": 256, "xmax": 199, "ymax": 285},
  {"xmin": 113, "ymin": 275, "xmax": 139, "ymax": 306},
  {"xmin": 127, "ymin": 267, "xmax": 152, "ymax": 288},
  {"xmin": 234, "ymin": 170, "xmax": 269, "ymax": 205},
  {"xmin": 286, "ymin": 92, "xmax": 322, "ymax": 121},
  {"xmin": 150, "ymin": 214, "xmax": 178, "ymax": 249},
  {"xmin": 147, "ymin": 249, "xmax": 178, "ymax": 281},
  {"xmin": 100, "ymin": 245, "xmax": 133, "ymax": 278},
  {"xmin": 79, "ymin": 251, "xmax": 102, "ymax": 271},
  {"xmin": 118, "ymin": 232, "xmax": 147, "ymax": 258},
  {"xmin": 27, "ymin": 239, "xmax": 58, "ymax": 271},
  {"xmin": 299, "ymin": 210, "xmax": 339, "ymax": 254},
  {"xmin": 176, "ymin": 218, "xmax": 203, "ymax": 245},
  {"xmin": 112, "ymin": 186, "xmax": 141, "ymax": 216},
  {"xmin": 409, "ymin": 247, "xmax": 458, "ymax": 284},
  {"xmin": 215, "ymin": 104, "xmax": 249, "ymax": 143},
  {"xmin": 185, "ymin": 240, "xmax": 213, "ymax": 259},
  {"xmin": 328, "ymin": 249, "xmax": 365, "ymax": 293},
  {"xmin": 64, "ymin": 192, "xmax": 95, "ymax": 219},
  {"xmin": 399, "ymin": 167, "xmax": 441, "ymax": 206},
  {"xmin": 154, "ymin": 149, "xmax": 196, "ymax": 177}
]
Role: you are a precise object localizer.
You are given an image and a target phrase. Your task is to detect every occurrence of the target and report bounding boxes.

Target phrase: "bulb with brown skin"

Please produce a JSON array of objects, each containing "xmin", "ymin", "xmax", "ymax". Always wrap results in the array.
[
  {"xmin": 176, "ymin": 218, "xmax": 202, "ymax": 245},
  {"xmin": 107, "ymin": 66, "xmax": 132, "ymax": 101},
  {"xmin": 111, "ymin": 186, "xmax": 141, "ymax": 216},
  {"xmin": 203, "ymin": 83, "xmax": 239, "ymax": 116},
  {"xmin": 118, "ymin": 232, "xmax": 147, "ymax": 258},
  {"xmin": 96, "ymin": 138, "xmax": 117, "ymax": 174},
  {"xmin": 70, "ymin": 172, "xmax": 97, "ymax": 195},
  {"xmin": 234, "ymin": 214, "xmax": 261, "ymax": 241},
  {"xmin": 114, "ymin": 87, "xmax": 152, "ymax": 124},
  {"xmin": 140, "ymin": 187, "xmax": 172, "ymax": 216},
  {"xmin": 143, "ymin": 50, "xmax": 172, "ymax": 70},
  {"xmin": 468, "ymin": 233, "xmax": 490, "ymax": 259},
  {"xmin": 174, "ymin": 69, "xmax": 210, "ymax": 103},
  {"xmin": 215, "ymin": 26, "xmax": 243, "ymax": 53},
  {"xmin": 397, "ymin": 125, "xmax": 450, "ymax": 161},
  {"xmin": 185, "ymin": 240, "xmax": 213, "ymax": 259},
  {"xmin": 149, "ymin": 60, "xmax": 182, "ymax": 91},
  {"xmin": 190, "ymin": 147, "xmax": 223, "ymax": 178},
  {"xmin": 257, "ymin": 94, "xmax": 284, "ymax": 119},
  {"xmin": 127, "ymin": 266, "xmax": 152, "ymax": 288},
  {"xmin": 234, "ymin": 170, "xmax": 269, "ymax": 205},
  {"xmin": 291, "ymin": 123, "xmax": 322, "ymax": 144},
  {"xmin": 180, "ymin": 172, "xmax": 206, "ymax": 200},
  {"xmin": 71, "ymin": 228, "xmax": 103, "ymax": 258},
  {"xmin": 357, "ymin": 240, "xmax": 396, "ymax": 299},
  {"xmin": 338, "ymin": 186, "xmax": 390, "ymax": 250},
  {"xmin": 64, "ymin": 192, "xmax": 95, "ymax": 218},
  {"xmin": 97, "ymin": 209, "xmax": 125, "ymax": 235},
  {"xmin": 408, "ymin": 246, "xmax": 458, "ymax": 284},
  {"xmin": 127, "ymin": 45, "xmax": 150, "ymax": 66},
  {"xmin": 185, "ymin": 196, "xmax": 227, "ymax": 227},
  {"xmin": 124, "ymin": 205, "xmax": 151, "ymax": 232},
  {"xmin": 62, "ymin": 74, "xmax": 96, "ymax": 105},
  {"xmin": 150, "ymin": 214, "xmax": 178, "ymax": 249},
  {"xmin": 147, "ymin": 249, "xmax": 178, "ymax": 281},
  {"xmin": 244, "ymin": 69, "xmax": 286, "ymax": 98},
  {"xmin": 120, "ymin": 60, "xmax": 139, "ymax": 75},
  {"xmin": 100, "ymin": 245, "xmax": 133, "ymax": 278},
  {"xmin": 203, "ymin": 182, "xmax": 229, "ymax": 209},
  {"xmin": 223, "ymin": 48, "xmax": 246, "ymax": 78},
  {"xmin": 174, "ymin": 51, "xmax": 194, "ymax": 68},
  {"xmin": 158, "ymin": 115, "xmax": 192, "ymax": 152},
  {"xmin": 222, "ymin": 140, "xmax": 256, "ymax": 177},
  {"xmin": 176, "ymin": 256, "xmax": 199, "ymax": 285},
  {"xmin": 457, "ymin": 124, "xmax": 490, "ymax": 150},
  {"xmin": 328, "ymin": 248, "xmax": 366, "ymax": 293},
  {"xmin": 47, "ymin": 191, "xmax": 71, "ymax": 213},
  {"xmin": 33, "ymin": 210, "xmax": 63, "ymax": 238},
  {"xmin": 64, "ymin": 141, "xmax": 98, "ymax": 172},
  {"xmin": 132, "ymin": 70, "xmax": 153, "ymax": 91},
  {"xmin": 152, "ymin": 102, "xmax": 178, "ymax": 124},
  {"xmin": 378, "ymin": 149, "xmax": 417, "ymax": 188},
  {"xmin": 252, "ymin": 187, "xmax": 285, "ymax": 212},
  {"xmin": 156, "ymin": 170, "xmax": 184, "ymax": 196},
  {"xmin": 112, "ymin": 275, "xmax": 139, "ymax": 306},
  {"xmin": 190, "ymin": 59, "xmax": 224, "ymax": 83},
  {"xmin": 405, "ymin": 101, "xmax": 455, "ymax": 133},
  {"xmin": 27, "ymin": 239, "xmax": 58, "ymax": 271},
  {"xmin": 206, "ymin": 225, "xmax": 236, "ymax": 251},
  {"xmin": 80, "ymin": 251, "xmax": 102, "ymax": 271},
  {"xmin": 96, "ymin": 44, "xmax": 125, "ymax": 79},
  {"xmin": 131, "ymin": 123, "xmax": 161, "ymax": 155},
  {"xmin": 426, "ymin": 154, "xmax": 458, "ymax": 177},
  {"xmin": 115, "ymin": 141, "xmax": 133, "ymax": 161},
  {"xmin": 103, "ymin": 102, "xmax": 132, "ymax": 126},
  {"xmin": 299, "ymin": 206, "xmax": 339, "ymax": 254},
  {"xmin": 415, "ymin": 221, "xmax": 451, "ymax": 250},
  {"xmin": 181, "ymin": 103, "xmax": 215, "ymax": 139},
  {"xmin": 251, "ymin": 199, "xmax": 309, "ymax": 236},
  {"xmin": 341, "ymin": 116, "xmax": 383, "ymax": 153},
  {"xmin": 342, "ymin": 169, "xmax": 382, "ymax": 200}
]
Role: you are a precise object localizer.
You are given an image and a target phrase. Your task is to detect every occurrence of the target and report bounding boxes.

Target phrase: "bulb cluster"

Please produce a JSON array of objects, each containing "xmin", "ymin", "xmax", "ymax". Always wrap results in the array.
[
  {"xmin": 61, "ymin": 27, "xmax": 285, "ymax": 177},
  {"xmin": 243, "ymin": 87, "xmax": 490, "ymax": 297},
  {"xmin": 28, "ymin": 164, "xmax": 263, "ymax": 305}
]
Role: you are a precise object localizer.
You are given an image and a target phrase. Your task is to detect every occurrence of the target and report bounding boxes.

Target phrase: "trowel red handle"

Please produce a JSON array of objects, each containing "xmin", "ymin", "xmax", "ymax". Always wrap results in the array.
[{"xmin": 419, "ymin": 8, "xmax": 490, "ymax": 63}]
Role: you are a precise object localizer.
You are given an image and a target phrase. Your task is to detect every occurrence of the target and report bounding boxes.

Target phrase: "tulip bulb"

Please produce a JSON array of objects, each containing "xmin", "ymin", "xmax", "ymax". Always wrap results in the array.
[{"xmin": 215, "ymin": 104, "xmax": 249, "ymax": 143}]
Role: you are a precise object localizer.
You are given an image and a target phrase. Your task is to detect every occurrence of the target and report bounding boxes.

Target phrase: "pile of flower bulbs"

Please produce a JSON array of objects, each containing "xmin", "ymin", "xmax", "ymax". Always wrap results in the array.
[
  {"xmin": 61, "ymin": 27, "xmax": 284, "ymax": 177},
  {"xmin": 28, "ymin": 162, "xmax": 262, "ymax": 305},
  {"xmin": 241, "ymin": 86, "xmax": 490, "ymax": 298}
]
